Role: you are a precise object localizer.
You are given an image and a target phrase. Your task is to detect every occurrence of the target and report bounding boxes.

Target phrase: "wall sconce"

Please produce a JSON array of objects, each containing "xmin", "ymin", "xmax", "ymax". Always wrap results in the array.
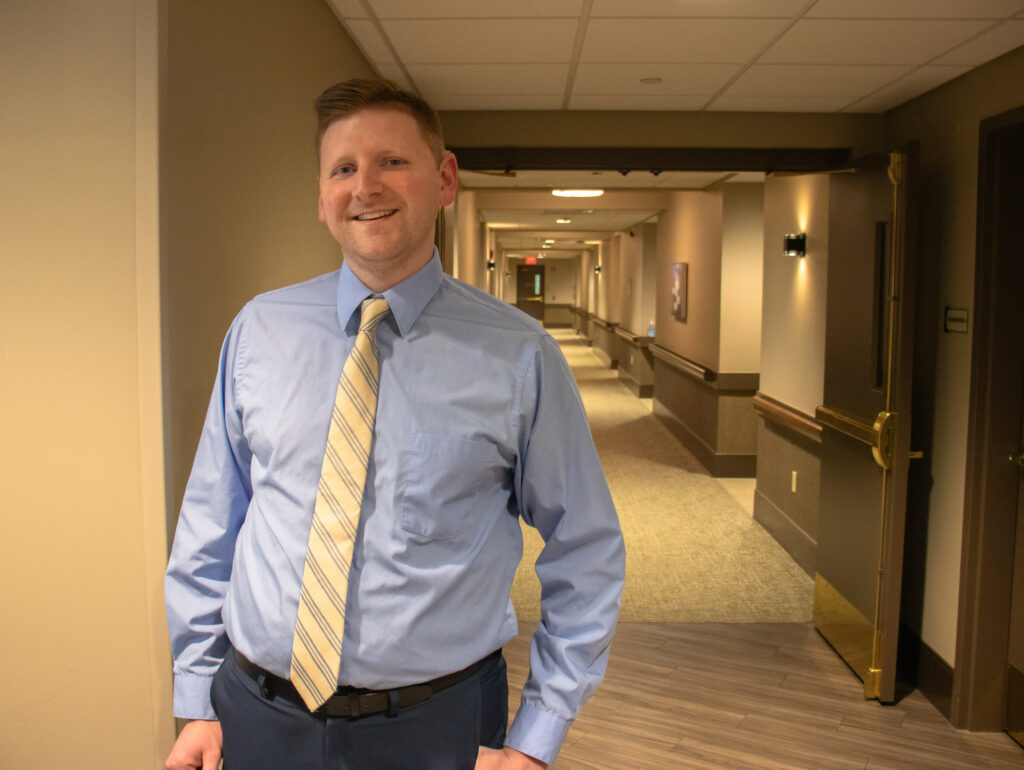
[
  {"xmin": 486, "ymin": 259, "xmax": 496, "ymax": 270},
  {"xmin": 594, "ymin": 265, "xmax": 602, "ymax": 274},
  {"xmin": 783, "ymin": 233, "xmax": 807, "ymax": 257}
]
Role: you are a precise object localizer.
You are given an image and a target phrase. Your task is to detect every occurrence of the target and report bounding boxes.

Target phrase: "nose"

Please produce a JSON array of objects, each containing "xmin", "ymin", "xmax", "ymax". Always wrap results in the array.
[{"xmin": 354, "ymin": 165, "xmax": 384, "ymax": 198}]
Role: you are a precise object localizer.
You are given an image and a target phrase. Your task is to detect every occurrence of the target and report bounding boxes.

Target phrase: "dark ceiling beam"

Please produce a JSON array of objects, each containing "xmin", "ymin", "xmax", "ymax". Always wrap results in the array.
[{"xmin": 449, "ymin": 146, "xmax": 850, "ymax": 173}]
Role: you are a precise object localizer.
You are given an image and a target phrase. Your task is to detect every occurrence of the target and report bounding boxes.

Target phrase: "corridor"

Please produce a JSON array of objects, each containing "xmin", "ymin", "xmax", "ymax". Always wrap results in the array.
[
  {"xmin": 511, "ymin": 328, "xmax": 812, "ymax": 624},
  {"xmin": 505, "ymin": 330, "xmax": 1023, "ymax": 769}
]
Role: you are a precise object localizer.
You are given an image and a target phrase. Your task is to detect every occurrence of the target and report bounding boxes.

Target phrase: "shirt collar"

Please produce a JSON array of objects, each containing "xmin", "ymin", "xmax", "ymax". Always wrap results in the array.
[{"xmin": 336, "ymin": 249, "xmax": 443, "ymax": 336}]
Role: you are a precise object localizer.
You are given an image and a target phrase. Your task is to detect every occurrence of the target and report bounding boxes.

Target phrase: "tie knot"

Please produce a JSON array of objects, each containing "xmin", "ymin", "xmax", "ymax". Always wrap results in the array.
[{"xmin": 359, "ymin": 297, "xmax": 390, "ymax": 333}]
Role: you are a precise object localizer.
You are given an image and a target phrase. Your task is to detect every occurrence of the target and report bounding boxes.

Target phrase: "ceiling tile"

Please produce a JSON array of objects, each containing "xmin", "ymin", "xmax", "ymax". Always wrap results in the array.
[
  {"xmin": 374, "ymin": 64, "xmax": 415, "ymax": 91},
  {"xmin": 760, "ymin": 19, "xmax": 994, "ymax": 65},
  {"xmin": 724, "ymin": 64, "xmax": 912, "ymax": 98},
  {"xmin": 843, "ymin": 65, "xmax": 973, "ymax": 112},
  {"xmin": 933, "ymin": 21, "xmax": 1024, "ymax": 65},
  {"xmin": 382, "ymin": 19, "xmax": 579, "ymax": 63},
  {"xmin": 568, "ymin": 93, "xmax": 712, "ymax": 110},
  {"xmin": 591, "ymin": 0, "xmax": 808, "ymax": 17},
  {"xmin": 408, "ymin": 64, "xmax": 568, "ymax": 94},
  {"xmin": 572, "ymin": 63, "xmax": 741, "ymax": 94},
  {"xmin": 581, "ymin": 18, "xmax": 791, "ymax": 63},
  {"xmin": 706, "ymin": 95, "xmax": 854, "ymax": 111},
  {"xmin": 366, "ymin": 0, "xmax": 584, "ymax": 17},
  {"xmin": 327, "ymin": 0, "xmax": 368, "ymax": 19},
  {"xmin": 807, "ymin": 0, "xmax": 1024, "ymax": 19},
  {"xmin": 344, "ymin": 19, "xmax": 395, "ymax": 64},
  {"xmin": 431, "ymin": 93, "xmax": 564, "ymax": 110}
]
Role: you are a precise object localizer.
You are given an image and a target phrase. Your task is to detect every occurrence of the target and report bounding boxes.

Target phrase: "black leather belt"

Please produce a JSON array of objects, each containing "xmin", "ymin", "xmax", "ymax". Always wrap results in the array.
[{"xmin": 232, "ymin": 648, "xmax": 501, "ymax": 718}]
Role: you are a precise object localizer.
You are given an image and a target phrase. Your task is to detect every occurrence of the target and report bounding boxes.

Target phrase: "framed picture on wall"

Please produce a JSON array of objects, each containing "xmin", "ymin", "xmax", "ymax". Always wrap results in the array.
[{"xmin": 670, "ymin": 262, "xmax": 688, "ymax": 321}]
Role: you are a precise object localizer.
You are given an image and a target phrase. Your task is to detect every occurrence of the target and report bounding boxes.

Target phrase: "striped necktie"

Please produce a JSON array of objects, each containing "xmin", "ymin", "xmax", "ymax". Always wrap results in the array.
[{"xmin": 290, "ymin": 296, "xmax": 390, "ymax": 711}]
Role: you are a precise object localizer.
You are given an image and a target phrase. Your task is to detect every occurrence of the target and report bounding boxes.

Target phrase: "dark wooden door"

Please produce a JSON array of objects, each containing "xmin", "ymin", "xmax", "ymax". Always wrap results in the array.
[
  {"xmin": 516, "ymin": 264, "xmax": 545, "ymax": 322},
  {"xmin": 815, "ymin": 150, "xmax": 917, "ymax": 702},
  {"xmin": 1001, "ymin": 124, "xmax": 1024, "ymax": 747}
]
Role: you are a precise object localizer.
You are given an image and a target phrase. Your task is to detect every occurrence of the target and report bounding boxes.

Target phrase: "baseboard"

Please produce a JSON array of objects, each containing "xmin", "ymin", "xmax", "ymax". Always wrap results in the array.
[
  {"xmin": 653, "ymin": 399, "xmax": 756, "ymax": 478},
  {"xmin": 753, "ymin": 489, "xmax": 816, "ymax": 576},
  {"xmin": 898, "ymin": 624, "xmax": 954, "ymax": 721},
  {"xmin": 618, "ymin": 369, "xmax": 653, "ymax": 398}
]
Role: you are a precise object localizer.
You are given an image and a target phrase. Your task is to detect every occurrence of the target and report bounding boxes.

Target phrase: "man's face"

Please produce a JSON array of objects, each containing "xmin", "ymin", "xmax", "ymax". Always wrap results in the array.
[{"xmin": 317, "ymin": 108, "xmax": 457, "ymax": 288}]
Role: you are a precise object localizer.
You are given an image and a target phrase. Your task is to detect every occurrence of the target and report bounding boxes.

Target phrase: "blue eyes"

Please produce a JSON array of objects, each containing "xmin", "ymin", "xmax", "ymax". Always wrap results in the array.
[{"xmin": 331, "ymin": 159, "xmax": 405, "ymax": 177}]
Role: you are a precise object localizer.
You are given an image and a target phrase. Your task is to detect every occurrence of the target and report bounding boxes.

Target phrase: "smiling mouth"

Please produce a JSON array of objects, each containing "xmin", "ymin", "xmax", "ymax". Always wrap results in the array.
[{"xmin": 354, "ymin": 210, "xmax": 398, "ymax": 221}]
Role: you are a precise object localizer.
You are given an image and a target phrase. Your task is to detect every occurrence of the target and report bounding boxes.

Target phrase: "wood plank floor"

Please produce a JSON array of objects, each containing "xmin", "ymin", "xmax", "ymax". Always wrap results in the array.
[{"xmin": 505, "ymin": 622, "xmax": 1024, "ymax": 769}]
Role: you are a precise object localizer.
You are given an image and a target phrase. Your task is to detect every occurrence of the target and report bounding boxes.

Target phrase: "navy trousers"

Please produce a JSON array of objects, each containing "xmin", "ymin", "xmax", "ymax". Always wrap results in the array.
[{"xmin": 211, "ymin": 651, "xmax": 509, "ymax": 769}]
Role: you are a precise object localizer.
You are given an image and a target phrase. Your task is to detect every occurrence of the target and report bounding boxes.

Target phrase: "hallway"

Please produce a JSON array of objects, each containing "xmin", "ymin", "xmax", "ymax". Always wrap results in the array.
[
  {"xmin": 506, "ymin": 329, "xmax": 1024, "ymax": 769},
  {"xmin": 511, "ymin": 329, "xmax": 812, "ymax": 624}
]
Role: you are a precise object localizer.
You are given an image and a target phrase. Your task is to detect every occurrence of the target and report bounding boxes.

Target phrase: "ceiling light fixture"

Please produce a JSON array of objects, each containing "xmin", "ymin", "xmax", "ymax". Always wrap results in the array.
[
  {"xmin": 640, "ymin": 77, "xmax": 663, "ymax": 85},
  {"xmin": 552, "ymin": 189, "xmax": 604, "ymax": 198},
  {"xmin": 556, "ymin": 218, "xmax": 572, "ymax": 224}
]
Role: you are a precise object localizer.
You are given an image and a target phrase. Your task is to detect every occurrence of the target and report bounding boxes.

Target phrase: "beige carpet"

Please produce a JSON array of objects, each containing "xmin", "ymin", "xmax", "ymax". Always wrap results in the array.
[{"xmin": 511, "ymin": 330, "xmax": 813, "ymax": 623}]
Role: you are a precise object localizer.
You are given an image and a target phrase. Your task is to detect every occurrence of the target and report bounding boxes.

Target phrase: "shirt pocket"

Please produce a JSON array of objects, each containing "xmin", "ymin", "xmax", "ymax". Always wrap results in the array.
[{"xmin": 398, "ymin": 432, "xmax": 506, "ymax": 541}]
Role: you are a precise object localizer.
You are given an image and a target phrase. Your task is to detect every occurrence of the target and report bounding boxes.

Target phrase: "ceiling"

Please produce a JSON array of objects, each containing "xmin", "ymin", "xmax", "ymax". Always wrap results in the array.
[{"xmin": 326, "ymin": 0, "xmax": 1024, "ymax": 257}]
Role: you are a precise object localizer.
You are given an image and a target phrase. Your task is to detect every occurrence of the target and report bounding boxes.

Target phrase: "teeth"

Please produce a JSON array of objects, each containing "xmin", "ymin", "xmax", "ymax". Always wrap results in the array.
[{"xmin": 356, "ymin": 210, "xmax": 396, "ymax": 221}]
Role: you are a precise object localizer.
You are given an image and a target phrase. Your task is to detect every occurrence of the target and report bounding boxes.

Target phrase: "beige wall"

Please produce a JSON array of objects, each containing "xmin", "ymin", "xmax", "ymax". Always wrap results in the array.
[
  {"xmin": 719, "ymin": 183, "xmax": 764, "ymax": 374},
  {"xmin": 884, "ymin": 46, "xmax": 1024, "ymax": 665},
  {"xmin": 655, "ymin": 191, "xmax": 724, "ymax": 369},
  {"xmin": 0, "ymin": 0, "xmax": 172, "ymax": 766},
  {"xmin": 163, "ymin": 0, "xmax": 374, "ymax": 518},
  {"xmin": 759, "ymin": 174, "xmax": 830, "ymax": 417}
]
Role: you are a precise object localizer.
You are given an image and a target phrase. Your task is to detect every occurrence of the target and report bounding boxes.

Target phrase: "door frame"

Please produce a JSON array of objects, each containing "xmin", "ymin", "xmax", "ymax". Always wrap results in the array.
[{"xmin": 953, "ymin": 104, "xmax": 1024, "ymax": 730}]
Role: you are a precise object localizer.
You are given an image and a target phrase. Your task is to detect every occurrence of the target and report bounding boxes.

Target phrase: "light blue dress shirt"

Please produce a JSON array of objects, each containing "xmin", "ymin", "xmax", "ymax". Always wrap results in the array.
[{"xmin": 165, "ymin": 253, "xmax": 625, "ymax": 763}]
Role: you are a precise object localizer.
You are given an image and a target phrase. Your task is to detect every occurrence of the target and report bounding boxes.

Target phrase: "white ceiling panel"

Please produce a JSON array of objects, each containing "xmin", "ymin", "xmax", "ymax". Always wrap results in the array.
[
  {"xmin": 933, "ymin": 20, "xmax": 1024, "ymax": 66},
  {"xmin": 375, "ymin": 64, "xmax": 415, "ymax": 91},
  {"xmin": 343, "ymin": 19, "xmax": 395, "ymax": 64},
  {"xmin": 707, "ymin": 95, "xmax": 854, "ymax": 112},
  {"xmin": 579, "ymin": 18, "xmax": 791, "ymax": 63},
  {"xmin": 567, "ymin": 93, "xmax": 714, "ymax": 110},
  {"xmin": 807, "ymin": 0, "xmax": 1024, "ymax": 19},
  {"xmin": 724, "ymin": 64, "xmax": 912, "ymax": 98},
  {"xmin": 408, "ymin": 64, "xmax": 569, "ymax": 95},
  {"xmin": 431, "ymin": 93, "xmax": 564, "ymax": 110},
  {"xmin": 572, "ymin": 62, "xmax": 741, "ymax": 95},
  {"xmin": 366, "ymin": 0, "xmax": 584, "ymax": 18},
  {"xmin": 843, "ymin": 65, "xmax": 973, "ymax": 113},
  {"xmin": 591, "ymin": 0, "xmax": 809, "ymax": 17},
  {"xmin": 761, "ymin": 19, "xmax": 995, "ymax": 65},
  {"xmin": 382, "ymin": 19, "xmax": 579, "ymax": 63}
]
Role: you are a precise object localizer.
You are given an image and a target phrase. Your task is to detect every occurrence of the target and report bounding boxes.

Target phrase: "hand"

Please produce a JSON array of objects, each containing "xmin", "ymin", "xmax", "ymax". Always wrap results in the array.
[
  {"xmin": 475, "ymin": 746, "xmax": 548, "ymax": 769},
  {"xmin": 165, "ymin": 719, "xmax": 223, "ymax": 770}
]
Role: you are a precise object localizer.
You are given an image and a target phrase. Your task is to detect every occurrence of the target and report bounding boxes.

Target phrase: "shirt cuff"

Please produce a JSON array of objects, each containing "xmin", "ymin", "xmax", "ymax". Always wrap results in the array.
[
  {"xmin": 173, "ymin": 670, "xmax": 217, "ymax": 720},
  {"xmin": 504, "ymin": 702, "xmax": 572, "ymax": 766}
]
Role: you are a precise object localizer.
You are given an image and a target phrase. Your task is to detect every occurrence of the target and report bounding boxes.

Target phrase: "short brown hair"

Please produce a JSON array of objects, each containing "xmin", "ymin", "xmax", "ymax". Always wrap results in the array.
[{"xmin": 314, "ymin": 78, "xmax": 446, "ymax": 162}]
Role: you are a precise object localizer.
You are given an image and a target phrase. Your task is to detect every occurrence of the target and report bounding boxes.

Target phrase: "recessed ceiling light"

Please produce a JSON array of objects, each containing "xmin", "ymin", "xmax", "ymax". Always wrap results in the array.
[
  {"xmin": 640, "ymin": 77, "xmax": 662, "ymax": 85},
  {"xmin": 556, "ymin": 218, "xmax": 571, "ymax": 224},
  {"xmin": 552, "ymin": 189, "xmax": 604, "ymax": 198}
]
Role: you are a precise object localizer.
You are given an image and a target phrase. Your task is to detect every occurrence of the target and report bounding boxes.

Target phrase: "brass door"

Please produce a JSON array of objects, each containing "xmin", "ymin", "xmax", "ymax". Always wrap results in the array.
[
  {"xmin": 516, "ymin": 264, "xmax": 545, "ymax": 322},
  {"xmin": 815, "ymin": 150, "xmax": 917, "ymax": 702}
]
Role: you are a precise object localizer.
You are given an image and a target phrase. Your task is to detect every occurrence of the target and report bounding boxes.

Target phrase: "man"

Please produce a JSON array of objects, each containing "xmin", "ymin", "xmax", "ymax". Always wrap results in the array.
[{"xmin": 165, "ymin": 79, "xmax": 624, "ymax": 770}]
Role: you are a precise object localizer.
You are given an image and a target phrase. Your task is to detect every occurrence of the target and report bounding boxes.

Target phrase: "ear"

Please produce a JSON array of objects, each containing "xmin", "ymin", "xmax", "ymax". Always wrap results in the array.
[
  {"xmin": 438, "ymin": 151, "xmax": 458, "ymax": 207},
  {"xmin": 317, "ymin": 185, "xmax": 326, "ymax": 223}
]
